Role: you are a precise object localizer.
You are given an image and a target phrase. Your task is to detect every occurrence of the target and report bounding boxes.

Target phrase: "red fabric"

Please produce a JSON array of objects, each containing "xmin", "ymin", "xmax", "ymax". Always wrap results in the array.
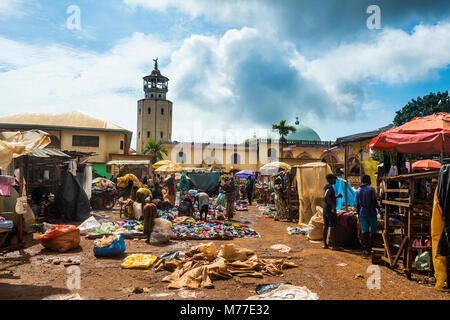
[{"xmin": 367, "ymin": 113, "xmax": 450, "ymax": 155}]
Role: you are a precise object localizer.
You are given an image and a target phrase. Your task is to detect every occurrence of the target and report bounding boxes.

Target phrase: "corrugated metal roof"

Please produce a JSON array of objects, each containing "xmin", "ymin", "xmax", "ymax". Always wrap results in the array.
[
  {"xmin": 26, "ymin": 148, "xmax": 71, "ymax": 158},
  {"xmin": 107, "ymin": 160, "xmax": 151, "ymax": 165}
]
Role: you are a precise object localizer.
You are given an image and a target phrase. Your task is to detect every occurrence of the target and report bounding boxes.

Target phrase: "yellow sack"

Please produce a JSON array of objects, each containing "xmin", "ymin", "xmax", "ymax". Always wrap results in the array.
[
  {"xmin": 431, "ymin": 190, "xmax": 447, "ymax": 291},
  {"xmin": 121, "ymin": 254, "xmax": 157, "ymax": 269}
]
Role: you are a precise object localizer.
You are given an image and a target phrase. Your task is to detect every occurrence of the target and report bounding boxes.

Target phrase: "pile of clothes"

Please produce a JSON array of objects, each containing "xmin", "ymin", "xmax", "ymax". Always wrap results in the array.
[
  {"xmin": 154, "ymin": 242, "xmax": 297, "ymax": 289},
  {"xmin": 287, "ymin": 226, "xmax": 308, "ymax": 235},
  {"xmin": 93, "ymin": 221, "xmax": 143, "ymax": 235},
  {"xmin": 171, "ymin": 219, "xmax": 260, "ymax": 240}
]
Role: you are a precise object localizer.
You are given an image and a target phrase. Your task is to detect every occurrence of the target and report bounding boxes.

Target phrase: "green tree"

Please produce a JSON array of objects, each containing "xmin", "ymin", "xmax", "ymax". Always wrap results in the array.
[
  {"xmin": 142, "ymin": 139, "xmax": 168, "ymax": 164},
  {"xmin": 393, "ymin": 91, "xmax": 450, "ymax": 126},
  {"xmin": 272, "ymin": 120, "xmax": 296, "ymax": 159}
]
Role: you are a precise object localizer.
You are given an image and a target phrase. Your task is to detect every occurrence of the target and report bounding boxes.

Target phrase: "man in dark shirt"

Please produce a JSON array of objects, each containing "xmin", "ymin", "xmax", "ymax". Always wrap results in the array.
[
  {"xmin": 356, "ymin": 175, "xmax": 381, "ymax": 255},
  {"xmin": 323, "ymin": 174, "xmax": 343, "ymax": 250}
]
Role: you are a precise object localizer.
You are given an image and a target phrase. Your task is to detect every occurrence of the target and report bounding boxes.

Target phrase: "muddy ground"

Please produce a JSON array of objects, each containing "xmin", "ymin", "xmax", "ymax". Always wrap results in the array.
[{"xmin": 1, "ymin": 205, "xmax": 449, "ymax": 300}]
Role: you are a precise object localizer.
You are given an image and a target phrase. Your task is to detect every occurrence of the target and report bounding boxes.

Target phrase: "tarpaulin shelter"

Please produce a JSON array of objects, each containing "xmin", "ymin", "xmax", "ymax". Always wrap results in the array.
[
  {"xmin": 189, "ymin": 172, "xmax": 221, "ymax": 193},
  {"xmin": 55, "ymin": 172, "xmax": 90, "ymax": 222},
  {"xmin": 0, "ymin": 130, "xmax": 50, "ymax": 170},
  {"xmin": 367, "ymin": 113, "xmax": 450, "ymax": 160},
  {"xmin": 235, "ymin": 170, "xmax": 256, "ymax": 179},
  {"xmin": 152, "ymin": 160, "xmax": 175, "ymax": 169},
  {"xmin": 155, "ymin": 163, "xmax": 183, "ymax": 173},
  {"xmin": 294, "ymin": 162, "xmax": 332, "ymax": 224},
  {"xmin": 260, "ymin": 161, "xmax": 291, "ymax": 176}
]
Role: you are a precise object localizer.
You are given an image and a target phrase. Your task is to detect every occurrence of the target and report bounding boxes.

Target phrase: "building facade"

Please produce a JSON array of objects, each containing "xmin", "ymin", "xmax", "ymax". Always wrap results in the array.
[{"xmin": 136, "ymin": 58, "xmax": 173, "ymax": 153}]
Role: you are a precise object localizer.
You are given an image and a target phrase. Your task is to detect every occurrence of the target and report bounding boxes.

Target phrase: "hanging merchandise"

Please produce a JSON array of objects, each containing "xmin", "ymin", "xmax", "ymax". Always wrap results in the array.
[{"xmin": 68, "ymin": 159, "xmax": 78, "ymax": 176}]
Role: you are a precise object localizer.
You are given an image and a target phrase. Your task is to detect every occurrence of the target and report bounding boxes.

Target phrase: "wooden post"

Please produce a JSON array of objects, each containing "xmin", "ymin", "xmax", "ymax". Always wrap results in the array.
[
  {"xmin": 344, "ymin": 145, "xmax": 348, "ymax": 211},
  {"xmin": 359, "ymin": 141, "xmax": 363, "ymax": 180}
]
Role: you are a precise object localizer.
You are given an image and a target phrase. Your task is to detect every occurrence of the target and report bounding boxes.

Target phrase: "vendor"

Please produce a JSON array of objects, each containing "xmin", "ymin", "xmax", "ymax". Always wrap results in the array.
[
  {"xmin": 356, "ymin": 175, "xmax": 382, "ymax": 256},
  {"xmin": 196, "ymin": 189, "xmax": 210, "ymax": 221},
  {"xmin": 136, "ymin": 187, "xmax": 152, "ymax": 204},
  {"xmin": 31, "ymin": 180, "xmax": 50, "ymax": 218},
  {"xmin": 178, "ymin": 194, "xmax": 194, "ymax": 217},
  {"xmin": 166, "ymin": 173, "xmax": 177, "ymax": 206},
  {"xmin": 323, "ymin": 174, "xmax": 344, "ymax": 251},
  {"xmin": 143, "ymin": 202, "xmax": 158, "ymax": 244},
  {"xmin": 151, "ymin": 182, "xmax": 164, "ymax": 207}
]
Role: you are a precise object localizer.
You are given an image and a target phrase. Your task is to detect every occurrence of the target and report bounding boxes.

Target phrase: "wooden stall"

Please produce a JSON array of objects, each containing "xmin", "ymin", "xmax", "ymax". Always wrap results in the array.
[{"xmin": 372, "ymin": 171, "xmax": 438, "ymax": 279}]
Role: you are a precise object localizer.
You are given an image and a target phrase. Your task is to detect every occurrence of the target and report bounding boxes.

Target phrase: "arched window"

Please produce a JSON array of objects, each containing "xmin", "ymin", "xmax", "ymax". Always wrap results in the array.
[
  {"xmin": 161, "ymin": 108, "xmax": 164, "ymax": 115},
  {"xmin": 177, "ymin": 151, "xmax": 186, "ymax": 163},
  {"xmin": 160, "ymin": 131, "xmax": 164, "ymax": 139},
  {"xmin": 268, "ymin": 148, "xmax": 277, "ymax": 161},
  {"xmin": 231, "ymin": 153, "xmax": 240, "ymax": 164},
  {"xmin": 148, "ymin": 108, "xmax": 151, "ymax": 114},
  {"xmin": 147, "ymin": 131, "xmax": 150, "ymax": 138}
]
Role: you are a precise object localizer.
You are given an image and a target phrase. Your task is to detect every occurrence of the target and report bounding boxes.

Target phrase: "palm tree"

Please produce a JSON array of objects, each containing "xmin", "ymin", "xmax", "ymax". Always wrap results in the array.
[
  {"xmin": 142, "ymin": 139, "xmax": 168, "ymax": 164},
  {"xmin": 272, "ymin": 120, "xmax": 296, "ymax": 160}
]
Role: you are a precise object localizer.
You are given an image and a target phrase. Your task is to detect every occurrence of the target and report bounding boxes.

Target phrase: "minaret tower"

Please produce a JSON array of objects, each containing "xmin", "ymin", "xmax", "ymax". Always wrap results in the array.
[{"xmin": 136, "ymin": 58, "xmax": 173, "ymax": 153}]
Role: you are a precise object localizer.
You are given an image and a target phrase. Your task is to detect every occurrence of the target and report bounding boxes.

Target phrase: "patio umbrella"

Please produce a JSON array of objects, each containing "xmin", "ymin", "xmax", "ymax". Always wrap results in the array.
[
  {"xmin": 260, "ymin": 161, "xmax": 291, "ymax": 176},
  {"xmin": 412, "ymin": 159, "xmax": 442, "ymax": 171},
  {"xmin": 235, "ymin": 170, "xmax": 256, "ymax": 179},
  {"xmin": 367, "ymin": 112, "xmax": 450, "ymax": 156},
  {"xmin": 155, "ymin": 163, "xmax": 183, "ymax": 173},
  {"xmin": 152, "ymin": 160, "xmax": 176, "ymax": 169}
]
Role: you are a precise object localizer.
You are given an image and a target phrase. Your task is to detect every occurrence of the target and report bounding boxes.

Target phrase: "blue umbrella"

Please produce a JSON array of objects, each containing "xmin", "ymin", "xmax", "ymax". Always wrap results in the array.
[{"xmin": 235, "ymin": 170, "xmax": 256, "ymax": 179}]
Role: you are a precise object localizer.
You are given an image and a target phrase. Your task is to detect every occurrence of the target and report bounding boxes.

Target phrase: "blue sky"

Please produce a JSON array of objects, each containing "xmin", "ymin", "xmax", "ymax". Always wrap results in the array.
[{"xmin": 0, "ymin": 0, "xmax": 449, "ymax": 147}]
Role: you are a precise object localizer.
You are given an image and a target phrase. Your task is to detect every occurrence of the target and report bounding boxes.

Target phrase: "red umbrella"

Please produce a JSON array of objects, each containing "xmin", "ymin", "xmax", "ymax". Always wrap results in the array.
[
  {"xmin": 412, "ymin": 159, "xmax": 442, "ymax": 171},
  {"xmin": 367, "ymin": 113, "xmax": 450, "ymax": 155}
]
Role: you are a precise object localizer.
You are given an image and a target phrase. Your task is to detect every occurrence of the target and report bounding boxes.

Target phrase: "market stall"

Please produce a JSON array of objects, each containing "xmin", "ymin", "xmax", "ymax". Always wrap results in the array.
[{"xmin": 367, "ymin": 112, "xmax": 449, "ymax": 280}]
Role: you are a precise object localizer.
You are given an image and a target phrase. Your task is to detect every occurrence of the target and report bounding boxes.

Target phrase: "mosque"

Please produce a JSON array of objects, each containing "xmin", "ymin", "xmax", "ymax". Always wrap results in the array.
[{"xmin": 135, "ymin": 59, "xmax": 362, "ymax": 173}]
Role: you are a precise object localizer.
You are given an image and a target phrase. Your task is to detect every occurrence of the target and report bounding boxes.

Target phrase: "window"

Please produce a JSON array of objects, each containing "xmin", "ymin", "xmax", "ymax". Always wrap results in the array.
[
  {"xmin": 148, "ymin": 107, "xmax": 151, "ymax": 114},
  {"xmin": 138, "ymin": 132, "xmax": 140, "ymax": 139},
  {"xmin": 120, "ymin": 141, "xmax": 124, "ymax": 150},
  {"xmin": 160, "ymin": 131, "xmax": 164, "ymax": 138},
  {"xmin": 138, "ymin": 107, "xmax": 141, "ymax": 114},
  {"xmin": 161, "ymin": 108, "xmax": 164, "ymax": 115},
  {"xmin": 147, "ymin": 131, "xmax": 150, "ymax": 138},
  {"xmin": 159, "ymin": 94, "xmax": 161, "ymax": 98},
  {"xmin": 47, "ymin": 135, "xmax": 60, "ymax": 149},
  {"xmin": 151, "ymin": 94, "xmax": 154, "ymax": 98},
  {"xmin": 176, "ymin": 151, "xmax": 186, "ymax": 163},
  {"xmin": 72, "ymin": 135, "xmax": 99, "ymax": 147},
  {"xmin": 231, "ymin": 153, "xmax": 240, "ymax": 164},
  {"xmin": 268, "ymin": 148, "xmax": 277, "ymax": 161}
]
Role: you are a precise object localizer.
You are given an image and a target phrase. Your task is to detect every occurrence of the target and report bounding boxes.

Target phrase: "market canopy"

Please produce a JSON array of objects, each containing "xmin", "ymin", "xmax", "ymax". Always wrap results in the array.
[
  {"xmin": 334, "ymin": 124, "xmax": 393, "ymax": 145},
  {"xmin": 235, "ymin": 170, "xmax": 256, "ymax": 179},
  {"xmin": 154, "ymin": 163, "xmax": 183, "ymax": 173},
  {"xmin": 412, "ymin": 159, "xmax": 442, "ymax": 171},
  {"xmin": 367, "ymin": 113, "xmax": 450, "ymax": 155},
  {"xmin": 260, "ymin": 161, "xmax": 291, "ymax": 176},
  {"xmin": 0, "ymin": 130, "xmax": 51, "ymax": 169},
  {"xmin": 152, "ymin": 160, "xmax": 175, "ymax": 169}
]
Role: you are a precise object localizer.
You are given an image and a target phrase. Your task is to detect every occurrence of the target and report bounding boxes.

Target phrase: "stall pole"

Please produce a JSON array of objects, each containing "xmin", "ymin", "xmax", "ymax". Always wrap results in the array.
[
  {"xmin": 440, "ymin": 133, "xmax": 444, "ymax": 164},
  {"xmin": 344, "ymin": 145, "xmax": 348, "ymax": 211},
  {"xmin": 359, "ymin": 141, "xmax": 363, "ymax": 180}
]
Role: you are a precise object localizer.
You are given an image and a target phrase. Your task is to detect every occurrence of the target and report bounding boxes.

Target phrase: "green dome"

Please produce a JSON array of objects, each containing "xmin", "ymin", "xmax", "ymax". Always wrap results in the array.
[{"xmin": 286, "ymin": 120, "xmax": 321, "ymax": 141}]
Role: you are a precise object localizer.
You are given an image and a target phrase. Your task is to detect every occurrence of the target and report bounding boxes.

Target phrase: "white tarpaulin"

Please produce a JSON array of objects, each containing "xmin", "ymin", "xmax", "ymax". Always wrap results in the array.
[{"xmin": 0, "ymin": 130, "xmax": 51, "ymax": 169}]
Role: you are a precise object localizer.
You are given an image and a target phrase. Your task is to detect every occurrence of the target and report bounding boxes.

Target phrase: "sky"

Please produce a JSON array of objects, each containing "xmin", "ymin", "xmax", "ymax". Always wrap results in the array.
[{"xmin": 0, "ymin": 0, "xmax": 449, "ymax": 148}]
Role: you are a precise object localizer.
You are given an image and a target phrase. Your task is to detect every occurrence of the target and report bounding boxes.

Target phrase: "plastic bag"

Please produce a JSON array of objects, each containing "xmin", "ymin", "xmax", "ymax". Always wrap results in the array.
[
  {"xmin": 415, "ymin": 251, "xmax": 430, "ymax": 270},
  {"xmin": 307, "ymin": 208, "xmax": 324, "ymax": 241},
  {"xmin": 78, "ymin": 216, "xmax": 101, "ymax": 235},
  {"xmin": 133, "ymin": 202, "xmax": 143, "ymax": 220},
  {"xmin": 248, "ymin": 284, "xmax": 319, "ymax": 300},
  {"xmin": 94, "ymin": 235, "xmax": 126, "ymax": 258},
  {"xmin": 40, "ymin": 225, "xmax": 80, "ymax": 253},
  {"xmin": 121, "ymin": 254, "xmax": 157, "ymax": 269},
  {"xmin": 255, "ymin": 283, "xmax": 292, "ymax": 295},
  {"xmin": 270, "ymin": 244, "xmax": 291, "ymax": 253},
  {"xmin": 149, "ymin": 218, "xmax": 172, "ymax": 244}
]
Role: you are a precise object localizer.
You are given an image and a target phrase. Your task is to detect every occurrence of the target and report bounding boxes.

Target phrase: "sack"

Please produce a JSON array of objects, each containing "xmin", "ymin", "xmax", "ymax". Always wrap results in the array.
[
  {"xmin": 78, "ymin": 216, "xmax": 101, "ymax": 235},
  {"xmin": 94, "ymin": 235, "xmax": 126, "ymax": 258},
  {"xmin": 307, "ymin": 209, "xmax": 324, "ymax": 241},
  {"xmin": 40, "ymin": 225, "xmax": 80, "ymax": 252},
  {"xmin": 133, "ymin": 202, "xmax": 143, "ymax": 220},
  {"xmin": 218, "ymin": 243, "xmax": 253, "ymax": 262},
  {"xmin": 149, "ymin": 218, "xmax": 172, "ymax": 244}
]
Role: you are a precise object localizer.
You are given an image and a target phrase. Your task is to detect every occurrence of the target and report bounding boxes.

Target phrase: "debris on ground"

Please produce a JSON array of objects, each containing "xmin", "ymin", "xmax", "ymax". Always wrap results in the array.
[
  {"xmin": 287, "ymin": 226, "xmax": 308, "ymax": 235},
  {"xmin": 153, "ymin": 242, "xmax": 297, "ymax": 289},
  {"xmin": 255, "ymin": 283, "xmax": 292, "ymax": 295},
  {"xmin": 121, "ymin": 254, "xmax": 158, "ymax": 269},
  {"xmin": 247, "ymin": 284, "xmax": 319, "ymax": 300},
  {"xmin": 270, "ymin": 244, "xmax": 291, "ymax": 253}
]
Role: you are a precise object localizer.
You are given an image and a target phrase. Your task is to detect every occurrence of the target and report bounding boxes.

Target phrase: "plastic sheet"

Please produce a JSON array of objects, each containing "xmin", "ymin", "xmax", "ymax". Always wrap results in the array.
[
  {"xmin": 121, "ymin": 254, "xmax": 157, "ymax": 269},
  {"xmin": 94, "ymin": 235, "xmax": 126, "ymax": 258},
  {"xmin": 247, "ymin": 284, "xmax": 319, "ymax": 300}
]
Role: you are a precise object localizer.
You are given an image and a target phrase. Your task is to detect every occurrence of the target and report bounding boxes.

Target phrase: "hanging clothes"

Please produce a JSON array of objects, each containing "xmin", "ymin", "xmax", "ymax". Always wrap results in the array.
[
  {"xmin": 0, "ymin": 175, "xmax": 15, "ymax": 196},
  {"xmin": 332, "ymin": 177, "xmax": 356, "ymax": 210},
  {"xmin": 388, "ymin": 165, "xmax": 398, "ymax": 177},
  {"xmin": 68, "ymin": 159, "xmax": 78, "ymax": 176}
]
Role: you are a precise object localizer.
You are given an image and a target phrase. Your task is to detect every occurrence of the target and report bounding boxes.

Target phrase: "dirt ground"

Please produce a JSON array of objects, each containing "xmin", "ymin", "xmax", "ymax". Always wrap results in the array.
[{"xmin": 1, "ymin": 205, "xmax": 449, "ymax": 300}]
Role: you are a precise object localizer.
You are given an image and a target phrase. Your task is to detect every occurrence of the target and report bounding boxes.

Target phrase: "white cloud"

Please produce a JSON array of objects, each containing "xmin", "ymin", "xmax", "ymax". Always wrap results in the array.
[{"xmin": 0, "ymin": 0, "xmax": 25, "ymax": 18}]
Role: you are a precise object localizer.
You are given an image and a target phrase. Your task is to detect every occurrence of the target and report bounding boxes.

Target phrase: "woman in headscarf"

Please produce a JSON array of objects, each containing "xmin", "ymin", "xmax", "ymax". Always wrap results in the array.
[
  {"xmin": 178, "ymin": 171, "xmax": 190, "ymax": 196},
  {"xmin": 222, "ymin": 178, "xmax": 236, "ymax": 220}
]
